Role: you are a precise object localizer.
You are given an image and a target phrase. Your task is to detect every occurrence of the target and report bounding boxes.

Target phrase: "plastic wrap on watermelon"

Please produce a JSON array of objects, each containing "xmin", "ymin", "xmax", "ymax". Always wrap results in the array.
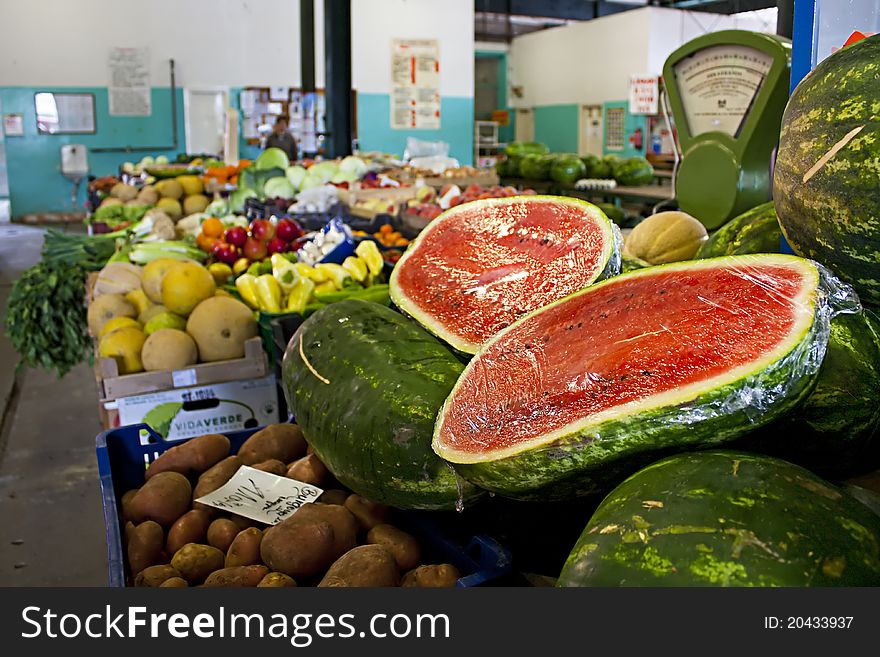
[{"xmin": 432, "ymin": 254, "xmax": 861, "ymax": 501}]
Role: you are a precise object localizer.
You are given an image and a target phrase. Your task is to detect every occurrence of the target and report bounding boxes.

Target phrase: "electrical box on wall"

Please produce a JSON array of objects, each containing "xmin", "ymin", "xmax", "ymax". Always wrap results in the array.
[
  {"xmin": 60, "ymin": 144, "xmax": 88, "ymax": 181},
  {"xmin": 602, "ymin": 101, "xmax": 648, "ymax": 159}
]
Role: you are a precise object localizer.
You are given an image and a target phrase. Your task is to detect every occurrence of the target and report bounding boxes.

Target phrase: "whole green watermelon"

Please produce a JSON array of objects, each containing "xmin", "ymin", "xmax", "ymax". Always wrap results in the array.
[
  {"xmin": 697, "ymin": 202, "xmax": 782, "ymax": 258},
  {"xmin": 595, "ymin": 202, "xmax": 624, "ymax": 226},
  {"xmin": 282, "ymin": 300, "xmax": 485, "ymax": 510},
  {"xmin": 550, "ymin": 156, "xmax": 586, "ymax": 186},
  {"xmin": 558, "ymin": 450, "xmax": 880, "ymax": 586},
  {"xmin": 520, "ymin": 153, "xmax": 554, "ymax": 180},
  {"xmin": 505, "ymin": 141, "xmax": 549, "ymax": 158},
  {"xmin": 773, "ymin": 34, "xmax": 880, "ymax": 305},
  {"xmin": 591, "ymin": 159, "xmax": 613, "ymax": 179},
  {"xmin": 580, "ymin": 154, "xmax": 601, "ymax": 178},
  {"xmin": 612, "ymin": 156, "xmax": 654, "ymax": 186}
]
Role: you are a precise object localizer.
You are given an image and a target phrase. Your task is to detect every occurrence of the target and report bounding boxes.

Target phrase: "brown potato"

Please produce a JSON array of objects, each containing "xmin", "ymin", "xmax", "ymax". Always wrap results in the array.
[
  {"xmin": 121, "ymin": 489, "xmax": 139, "ymax": 522},
  {"xmin": 160, "ymin": 577, "xmax": 188, "ymax": 588},
  {"xmin": 146, "ymin": 434, "xmax": 230, "ymax": 479},
  {"xmin": 319, "ymin": 489, "xmax": 349, "ymax": 506},
  {"xmin": 344, "ymin": 495, "xmax": 391, "ymax": 531},
  {"xmin": 135, "ymin": 564, "xmax": 182, "ymax": 587},
  {"xmin": 193, "ymin": 456, "xmax": 243, "ymax": 508},
  {"xmin": 128, "ymin": 521, "xmax": 164, "ymax": 575},
  {"xmin": 250, "ymin": 459, "xmax": 288, "ymax": 476},
  {"xmin": 203, "ymin": 565, "xmax": 269, "ymax": 587},
  {"xmin": 366, "ymin": 524, "xmax": 421, "ymax": 571},
  {"xmin": 401, "ymin": 564, "xmax": 460, "ymax": 588},
  {"xmin": 225, "ymin": 527, "xmax": 263, "ymax": 567},
  {"xmin": 166, "ymin": 509, "xmax": 212, "ymax": 555},
  {"xmin": 319, "ymin": 545, "xmax": 400, "ymax": 587},
  {"xmin": 124, "ymin": 521, "xmax": 136, "ymax": 545},
  {"xmin": 206, "ymin": 518, "xmax": 239, "ymax": 552},
  {"xmin": 260, "ymin": 504, "xmax": 357, "ymax": 580},
  {"xmin": 257, "ymin": 572, "xmax": 297, "ymax": 588},
  {"xmin": 286, "ymin": 454, "xmax": 327, "ymax": 487},
  {"xmin": 171, "ymin": 543, "xmax": 225, "ymax": 584},
  {"xmin": 128, "ymin": 472, "xmax": 192, "ymax": 527},
  {"xmin": 238, "ymin": 424, "xmax": 307, "ymax": 465},
  {"xmin": 228, "ymin": 514, "xmax": 258, "ymax": 531}
]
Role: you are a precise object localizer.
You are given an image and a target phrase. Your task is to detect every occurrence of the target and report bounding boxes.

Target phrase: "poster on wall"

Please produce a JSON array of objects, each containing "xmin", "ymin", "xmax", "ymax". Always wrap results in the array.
[
  {"xmin": 108, "ymin": 47, "xmax": 152, "ymax": 116},
  {"xmin": 390, "ymin": 39, "xmax": 440, "ymax": 130},
  {"xmin": 628, "ymin": 74, "xmax": 659, "ymax": 115}
]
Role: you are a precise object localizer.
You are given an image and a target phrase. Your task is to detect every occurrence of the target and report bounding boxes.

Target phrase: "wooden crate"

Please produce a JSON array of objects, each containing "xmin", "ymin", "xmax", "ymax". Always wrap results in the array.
[
  {"xmin": 337, "ymin": 185, "xmax": 419, "ymax": 206},
  {"xmin": 421, "ymin": 172, "xmax": 500, "ymax": 189},
  {"xmin": 96, "ymin": 337, "xmax": 268, "ymax": 400}
]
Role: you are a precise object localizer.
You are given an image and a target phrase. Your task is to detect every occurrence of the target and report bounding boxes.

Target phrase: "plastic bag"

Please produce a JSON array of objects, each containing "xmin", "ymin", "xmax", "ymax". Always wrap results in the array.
[
  {"xmin": 403, "ymin": 137, "xmax": 450, "ymax": 161},
  {"xmin": 431, "ymin": 254, "xmax": 861, "ymax": 500}
]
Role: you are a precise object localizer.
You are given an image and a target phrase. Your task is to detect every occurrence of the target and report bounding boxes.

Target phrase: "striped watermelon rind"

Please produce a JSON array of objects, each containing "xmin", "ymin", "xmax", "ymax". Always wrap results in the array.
[
  {"xmin": 282, "ymin": 299, "xmax": 485, "ymax": 510},
  {"xmin": 433, "ymin": 255, "xmax": 850, "ymax": 500},
  {"xmin": 696, "ymin": 202, "xmax": 781, "ymax": 259},
  {"xmin": 773, "ymin": 34, "xmax": 880, "ymax": 305},
  {"xmin": 390, "ymin": 195, "xmax": 621, "ymax": 354},
  {"xmin": 557, "ymin": 450, "xmax": 880, "ymax": 586}
]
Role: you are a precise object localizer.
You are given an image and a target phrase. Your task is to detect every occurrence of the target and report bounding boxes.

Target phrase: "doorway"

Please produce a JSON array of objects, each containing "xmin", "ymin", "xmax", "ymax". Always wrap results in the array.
[
  {"xmin": 514, "ymin": 108, "xmax": 534, "ymax": 142},
  {"xmin": 184, "ymin": 88, "xmax": 229, "ymax": 156},
  {"xmin": 579, "ymin": 105, "xmax": 603, "ymax": 157}
]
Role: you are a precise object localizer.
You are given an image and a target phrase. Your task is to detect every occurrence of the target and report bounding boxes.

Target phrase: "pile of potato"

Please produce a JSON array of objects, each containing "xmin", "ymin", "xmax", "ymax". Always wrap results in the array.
[{"xmin": 121, "ymin": 424, "xmax": 461, "ymax": 587}]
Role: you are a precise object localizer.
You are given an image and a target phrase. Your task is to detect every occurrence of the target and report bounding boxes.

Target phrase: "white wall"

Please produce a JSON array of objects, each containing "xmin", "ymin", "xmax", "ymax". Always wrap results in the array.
[
  {"xmin": 0, "ymin": 0, "xmax": 311, "ymax": 87},
  {"xmin": 509, "ymin": 9, "xmax": 652, "ymax": 108},
  {"xmin": 509, "ymin": 6, "xmax": 779, "ymax": 109},
  {"xmin": 351, "ymin": 0, "xmax": 474, "ymax": 97}
]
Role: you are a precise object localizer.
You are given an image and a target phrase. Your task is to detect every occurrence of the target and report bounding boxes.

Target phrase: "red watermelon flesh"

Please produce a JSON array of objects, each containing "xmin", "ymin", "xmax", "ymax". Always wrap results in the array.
[
  {"xmin": 389, "ymin": 196, "xmax": 618, "ymax": 353},
  {"xmin": 434, "ymin": 255, "xmax": 820, "ymax": 476}
]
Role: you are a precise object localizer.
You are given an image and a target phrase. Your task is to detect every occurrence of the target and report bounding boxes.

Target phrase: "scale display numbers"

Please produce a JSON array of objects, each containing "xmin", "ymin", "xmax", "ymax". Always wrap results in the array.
[{"xmin": 673, "ymin": 44, "xmax": 775, "ymax": 138}]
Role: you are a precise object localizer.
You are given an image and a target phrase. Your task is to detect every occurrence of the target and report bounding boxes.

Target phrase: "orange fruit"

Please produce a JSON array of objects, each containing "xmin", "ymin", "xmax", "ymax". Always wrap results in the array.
[
  {"xmin": 202, "ymin": 217, "xmax": 224, "ymax": 238},
  {"xmin": 197, "ymin": 233, "xmax": 219, "ymax": 253}
]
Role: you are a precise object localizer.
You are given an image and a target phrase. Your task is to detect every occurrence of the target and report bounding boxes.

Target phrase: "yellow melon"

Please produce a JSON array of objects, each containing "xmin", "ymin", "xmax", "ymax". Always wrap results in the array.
[
  {"xmin": 624, "ymin": 211, "xmax": 708, "ymax": 265},
  {"xmin": 161, "ymin": 262, "xmax": 216, "ymax": 316}
]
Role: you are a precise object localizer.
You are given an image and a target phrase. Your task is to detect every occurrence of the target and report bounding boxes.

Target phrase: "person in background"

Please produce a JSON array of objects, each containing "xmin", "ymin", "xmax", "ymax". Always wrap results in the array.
[{"xmin": 265, "ymin": 116, "xmax": 298, "ymax": 161}]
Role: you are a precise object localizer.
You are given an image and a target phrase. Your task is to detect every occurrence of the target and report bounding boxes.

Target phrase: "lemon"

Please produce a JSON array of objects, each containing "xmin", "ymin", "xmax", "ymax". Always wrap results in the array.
[
  {"xmin": 208, "ymin": 262, "xmax": 234, "ymax": 285},
  {"xmin": 125, "ymin": 288, "xmax": 152, "ymax": 316},
  {"xmin": 144, "ymin": 312, "xmax": 187, "ymax": 336},
  {"xmin": 98, "ymin": 316, "xmax": 142, "ymax": 339},
  {"xmin": 98, "ymin": 327, "xmax": 146, "ymax": 375},
  {"xmin": 161, "ymin": 262, "xmax": 216, "ymax": 316}
]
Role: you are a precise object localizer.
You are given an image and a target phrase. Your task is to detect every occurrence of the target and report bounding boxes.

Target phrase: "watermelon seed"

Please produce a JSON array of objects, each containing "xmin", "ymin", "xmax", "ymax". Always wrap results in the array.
[
  {"xmin": 641, "ymin": 371, "xmax": 652, "ymax": 376},
  {"xmin": 659, "ymin": 289, "xmax": 667, "ymax": 295},
  {"xmin": 543, "ymin": 335, "xmax": 549, "ymax": 342}
]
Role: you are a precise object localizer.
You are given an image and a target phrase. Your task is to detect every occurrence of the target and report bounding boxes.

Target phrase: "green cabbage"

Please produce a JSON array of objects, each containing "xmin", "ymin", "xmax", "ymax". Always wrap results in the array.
[
  {"xmin": 286, "ymin": 165, "xmax": 308, "ymax": 190},
  {"xmin": 228, "ymin": 188, "xmax": 258, "ymax": 213},
  {"xmin": 330, "ymin": 170, "xmax": 359, "ymax": 184},
  {"xmin": 338, "ymin": 156, "xmax": 367, "ymax": 178},
  {"xmin": 307, "ymin": 161, "xmax": 339, "ymax": 183},
  {"xmin": 299, "ymin": 173, "xmax": 325, "ymax": 191},
  {"xmin": 255, "ymin": 147, "xmax": 290, "ymax": 170},
  {"xmin": 263, "ymin": 176, "xmax": 297, "ymax": 199}
]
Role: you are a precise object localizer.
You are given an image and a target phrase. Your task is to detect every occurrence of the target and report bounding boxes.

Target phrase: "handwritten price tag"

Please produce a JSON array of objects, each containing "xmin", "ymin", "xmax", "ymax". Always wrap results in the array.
[{"xmin": 194, "ymin": 466, "xmax": 323, "ymax": 525}]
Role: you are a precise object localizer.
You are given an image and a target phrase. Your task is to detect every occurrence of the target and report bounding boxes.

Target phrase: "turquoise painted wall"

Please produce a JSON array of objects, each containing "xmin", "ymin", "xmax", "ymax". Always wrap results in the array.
[
  {"xmin": 0, "ymin": 87, "xmax": 186, "ymax": 217},
  {"xmin": 356, "ymin": 93, "xmax": 474, "ymax": 165},
  {"xmin": 534, "ymin": 104, "xmax": 579, "ymax": 153}
]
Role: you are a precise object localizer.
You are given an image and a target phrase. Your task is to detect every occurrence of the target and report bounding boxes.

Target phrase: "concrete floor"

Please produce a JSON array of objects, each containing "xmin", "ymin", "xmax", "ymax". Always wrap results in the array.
[{"xmin": 0, "ymin": 223, "xmax": 108, "ymax": 585}]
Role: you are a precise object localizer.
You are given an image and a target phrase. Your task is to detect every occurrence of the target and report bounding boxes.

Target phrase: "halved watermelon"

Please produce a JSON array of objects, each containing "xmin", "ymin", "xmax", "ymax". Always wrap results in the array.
[
  {"xmin": 433, "ymin": 255, "xmax": 840, "ymax": 500},
  {"xmin": 389, "ymin": 196, "xmax": 620, "ymax": 353}
]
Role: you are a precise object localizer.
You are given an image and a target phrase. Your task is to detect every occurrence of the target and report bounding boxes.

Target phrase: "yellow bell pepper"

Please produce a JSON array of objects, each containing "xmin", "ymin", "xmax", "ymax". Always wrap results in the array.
[
  {"xmin": 342, "ymin": 256, "xmax": 368, "ymax": 283},
  {"xmin": 255, "ymin": 274, "xmax": 282, "ymax": 313},
  {"xmin": 235, "ymin": 274, "xmax": 260, "ymax": 310},
  {"xmin": 315, "ymin": 263, "xmax": 351, "ymax": 290},
  {"xmin": 233, "ymin": 257, "xmax": 251, "ymax": 276},
  {"xmin": 355, "ymin": 240, "xmax": 384, "ymax": 276},
  {"xmin": 271, "ymin": 253, "xmax": 300, "ymax": 295},
  {"xmin": 294, "ymin": 262, "xmax": 328, "ymax": 283},
  {"xmin": 286, "ymin": 277, "xmax": 316, "ymax": 313},
  {"xmin": 314, "ymin": 280, "xmax": 337, "ymax": 294}
]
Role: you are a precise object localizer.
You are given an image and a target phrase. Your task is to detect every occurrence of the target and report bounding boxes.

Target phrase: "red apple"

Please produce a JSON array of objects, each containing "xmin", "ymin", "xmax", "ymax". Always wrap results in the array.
[
  {"xmin": 250, "ymin": 219, "xmax": 275, "ymax": 241},
  {"xmin": 213, "ymin": 241, "xmax": 240, "ymax": 265},
  {"xmin": 267, "ymin": 237, "xmax": 288, "ymax": 255},
  {"xmin": 276, "ymin": 219, "xmax": 303, "ymax": 243},
  {"xmin": 243, "ymin": 237, "xmax": 268, "ymax": 261},
  {"xmin": 224, "ymin": 226, "xmax": 247, "ymax": 248},
  {"xmin": 465, "ymin": 183, "xmax": 482, "ymax": 196}
]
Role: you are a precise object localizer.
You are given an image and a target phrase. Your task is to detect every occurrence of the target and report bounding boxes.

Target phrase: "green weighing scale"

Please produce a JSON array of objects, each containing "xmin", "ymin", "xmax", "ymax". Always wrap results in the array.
[{"xmin": 663, "ymin": 30, "xmax": 791, "ymax": 229}]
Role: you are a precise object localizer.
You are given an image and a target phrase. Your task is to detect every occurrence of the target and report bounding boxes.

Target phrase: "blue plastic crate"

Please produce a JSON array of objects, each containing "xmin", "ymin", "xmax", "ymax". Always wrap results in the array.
[{"xmin": 96, "ymin": 423, "xmax": 512, "ymax": 587}]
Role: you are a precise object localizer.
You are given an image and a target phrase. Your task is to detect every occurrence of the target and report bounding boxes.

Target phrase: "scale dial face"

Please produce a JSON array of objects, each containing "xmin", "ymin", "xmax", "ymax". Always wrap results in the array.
[{"xmin": 672, "ymin": 44, "xmax": 775, "ymax": 138}]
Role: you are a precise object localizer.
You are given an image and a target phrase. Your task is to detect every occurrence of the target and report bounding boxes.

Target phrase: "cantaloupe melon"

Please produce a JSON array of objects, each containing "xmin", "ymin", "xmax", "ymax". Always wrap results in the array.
[{"xmin": 624, "ymin": 211, "xmax": 708, "ymax": 264}]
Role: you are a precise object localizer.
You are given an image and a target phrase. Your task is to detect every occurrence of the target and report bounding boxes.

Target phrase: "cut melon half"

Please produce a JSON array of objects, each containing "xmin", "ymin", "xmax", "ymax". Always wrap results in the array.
[
  {"xmin": 433, "ymin": 254, "xmax": 825, "ymax": 500},
  {"xmin": 390, "ymin": 195, "xmax": 619, "ymax": 354}
]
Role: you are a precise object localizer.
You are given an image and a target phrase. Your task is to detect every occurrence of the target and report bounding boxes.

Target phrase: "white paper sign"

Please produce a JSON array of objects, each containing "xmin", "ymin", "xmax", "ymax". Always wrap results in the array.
[
  {"xmin": 629, "ymin": 74, "xmax": 659, "ymax": 115},
  {"xmin": 195, "ymin": 466, "xmax": 323, "ymax": 525},
  {"xmin": 391, "ymin": 39, "xmax": 440, "ymax": 130},
  {"xmin": 109, "ymin": 47, "xmax": 151, "ymax": 116}
]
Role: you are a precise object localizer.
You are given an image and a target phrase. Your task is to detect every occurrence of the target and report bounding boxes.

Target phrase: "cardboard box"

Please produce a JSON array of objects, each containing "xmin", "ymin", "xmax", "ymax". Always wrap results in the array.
[
  {"xmin": 114, "ymin": 375, "xmax": 280, "ymax": 440},
  {"xmin": 97, "ymin": 337, "xmax": 269, "ymax": 400}
]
